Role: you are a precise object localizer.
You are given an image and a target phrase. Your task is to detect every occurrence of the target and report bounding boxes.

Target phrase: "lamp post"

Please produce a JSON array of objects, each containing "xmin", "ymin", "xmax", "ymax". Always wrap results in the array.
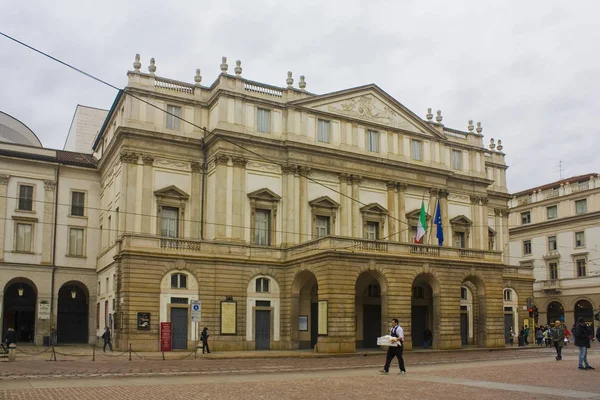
[{"xmin": 17, "ymin": 285, "xmax": 24, "ymax": 297}]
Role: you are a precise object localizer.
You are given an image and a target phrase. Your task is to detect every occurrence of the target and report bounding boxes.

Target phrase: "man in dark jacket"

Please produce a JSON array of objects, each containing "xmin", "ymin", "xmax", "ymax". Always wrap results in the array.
[
  {"xmin": 5, "ymin": 328, "xmax": 16, "ymax": 346},
  {"xmin": 574, "ymin": 317, "xmax": 593, "ymax": 370},
  {"xmin": 102, "ymin": 326, "xmax": 113, "ymax": 352}
]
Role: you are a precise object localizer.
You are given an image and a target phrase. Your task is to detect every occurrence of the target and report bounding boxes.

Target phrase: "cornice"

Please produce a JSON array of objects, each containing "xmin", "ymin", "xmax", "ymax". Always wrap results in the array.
[{"xmin": 509, "ymin": 210, "xmax": 600, "ymax": 234}]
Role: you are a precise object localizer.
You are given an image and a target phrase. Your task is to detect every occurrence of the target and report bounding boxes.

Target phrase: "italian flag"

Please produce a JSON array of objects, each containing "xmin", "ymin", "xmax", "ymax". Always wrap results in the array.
[{"xmin": 414, "ymin": 201, "xmax": 427, "ymax": 243}]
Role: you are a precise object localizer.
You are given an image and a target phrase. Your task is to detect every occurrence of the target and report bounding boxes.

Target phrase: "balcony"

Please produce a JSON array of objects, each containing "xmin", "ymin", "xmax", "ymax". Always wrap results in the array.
[
  {"xmin": 542, "ymin": 279, "xmax": 561, "ymax": 293},
  {"xmin": 117, "ymin": 234, "xmax": 503, "ymax": 263}
]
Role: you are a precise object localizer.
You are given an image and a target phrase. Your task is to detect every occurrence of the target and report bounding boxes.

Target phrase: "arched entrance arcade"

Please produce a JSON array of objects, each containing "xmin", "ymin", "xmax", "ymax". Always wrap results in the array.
[
  {"xmin": 291, "ymin": 270, "xmax": 319, "ymax": 349},
  {"xmin": 411, "ymin": 273, "xmax": 440, "ymax": 349},
  {"xmin": 56, "ymin": 282, "xmax": 89, "ymax": 344},
  {"xmin": 461, "ymin": 275, "xmax": 486, "ymax": 347},
  {"xmin": 574, "ymin": 299, "xmax": 594, "ymax": 330},
  {"xmin": 2, "ymin": 278, "xmax": 37, "ymax": 343},
  {"xmin": 355, "ymin": 270, "xmax": 387, "ymax": 349},
  {"xmin": 547, "ymin": 301, "xmax": 564, "ymax": 325}
]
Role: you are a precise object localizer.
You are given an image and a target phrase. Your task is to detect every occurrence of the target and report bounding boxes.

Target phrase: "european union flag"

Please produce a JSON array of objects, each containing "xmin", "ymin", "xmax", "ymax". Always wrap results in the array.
[{"xmin": 434, "ymin": 198, "xmax": 443, "ymax": 246}]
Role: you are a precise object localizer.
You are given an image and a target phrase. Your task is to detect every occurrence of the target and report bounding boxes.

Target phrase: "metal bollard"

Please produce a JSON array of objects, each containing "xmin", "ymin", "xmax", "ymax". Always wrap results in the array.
[{"xmin": 7, "ymin": 344, "xmax": 16, "ymax": 362}]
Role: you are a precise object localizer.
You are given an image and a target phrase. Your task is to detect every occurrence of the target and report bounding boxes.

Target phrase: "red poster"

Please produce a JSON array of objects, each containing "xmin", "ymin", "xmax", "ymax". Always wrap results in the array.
[{"xmin": 160, "ymin": 322, "xmax": 172, "ymax": 352}]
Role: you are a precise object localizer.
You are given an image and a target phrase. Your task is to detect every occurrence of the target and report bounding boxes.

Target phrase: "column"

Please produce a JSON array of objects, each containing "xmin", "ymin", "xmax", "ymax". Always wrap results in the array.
[
  {"xmin": 481, "ymin": 197, "xmax": 489, "ymax": 250},
  {"xmin": 120, "ymin": 151, "xmax": 140, "ymax": 234},
  {"xmin": 439, "ymin": 189, "xmax": 450, "ymax": 247},
  {"xmin": 213, "ymin": 154, "xmax": 229, "ymax": 239},
  {"xmin": 470, "ymin": 195, "xmax": 481, "ymax": 249},
  {"xmin": 282, "ymin": 165, "xmax": 296, "ymax": 246},
  {"xmin": 41, "ymin": 179, "xmax": 56, "ymax": 264},
  {"xmin": 0, "ymin": 175, "xmax": 8, "ymax": 260},
  {"xmin": 231, "ymin": 157, "xmax": 247, "ymax": 241},
  {"xmin": 397, "ymin": 183, "xmax": 407, "ymax": 242},
  {"xmin": 190, "ymin": 162, "xmax": 202, "ymax": 239},
  {"xmin": 140, "ymin": 154, "xmax": 154, "ymax": 234},
  {"xmin": 298, "ymin": 166, "xmax": 311, "ymax": 243},
  {"xmin": 350, "ymin": 175, "xmax": 361, "ymax": 237},
  {"xmin": 338, "ymin": 174, "xmax": 349, "ymax": 236},
  {"xmin": 386, "ymin": 182, "xmax": 396, "ymax": 241}
]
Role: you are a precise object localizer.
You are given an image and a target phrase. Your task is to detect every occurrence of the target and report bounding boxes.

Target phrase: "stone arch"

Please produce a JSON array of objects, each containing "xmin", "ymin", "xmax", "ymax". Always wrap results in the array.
[
  {"xmin": 461, "ymin": 274, "xmax": 486, "ymax": 347},
  {"xmin": 573, "ymin": 298, "xmax": 595, "ymax": 327},
  {"xmin": 547, "ymin": 300, "xmax": 565, "ymax": 326},
  {"xmin": 2, "ymin": 277, "xmax": 38, "ymax": 343},
  {"xmin": 290, "ymin": 269, "xmax": 319, "ymax": 349},
  {"xmin": 57, "ymin": 281, "xmax": 90, "ymax": 344},
  {"xmin": 159, "ymin": 269, "xmax": 200, "ymax": 351},
  {"xmin": 411, "ymin": 272, "xmax": 441, "ymax": 349},
  {"xmin": 355, "ymin": 268, "xmax": 388, "ymax": 349},
  {"xmin": 246, "ymin": 273, "xmax": 281, "ymax": 348},
  {"xmin": 502, "ymin": 287, "xmax": 519, "ymax": 344}
]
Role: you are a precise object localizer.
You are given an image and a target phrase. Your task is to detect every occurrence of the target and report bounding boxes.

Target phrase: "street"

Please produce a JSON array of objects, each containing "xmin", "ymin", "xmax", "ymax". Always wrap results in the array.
[{"xmin": 1, "ymin": 347, "xmax": 599, "ymax": 399}]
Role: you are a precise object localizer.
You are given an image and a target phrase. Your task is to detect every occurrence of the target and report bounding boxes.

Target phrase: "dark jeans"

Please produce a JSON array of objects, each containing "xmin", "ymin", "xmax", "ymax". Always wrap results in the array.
[
  {"xmin": 202, "ymin": 341, "xmax": 210, "ymax": 354},
  {"xmin": 383, "ymin": 345, "xmax": 405, "ymax": 372},
  {"xmin": 423, "ymin": 340, "xmax": 430, "ymax": 349},
  {"xmin": 103, "ymin": 340, "xmax": 113, "ymax": 352},
  {"xmin": 554, "ymin": 342, "xmax": 562, "ymax": 359}
]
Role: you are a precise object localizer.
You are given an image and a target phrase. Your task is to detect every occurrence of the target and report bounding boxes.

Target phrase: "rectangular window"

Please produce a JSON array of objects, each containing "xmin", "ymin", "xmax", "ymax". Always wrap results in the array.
[
  {"xmin": 548, "ymin": 262, "xmax": 558, "ymax": 280},
  {"xmin": 166, "ymin": 105, "xmax": 181, "ymax": 130},
  {"xmin": 521, "ymin": 211, "xmax": 531, "ymax": 224},
  {"xmin": 68, "ymin": 227, "xmax": 84, "ymax": 256},
  {"xmin": 454, "ymin": 232, "xmax": 466, "ymax": 248},
  {"xmin": 317, "ymin": 119, "xmax": 330, "ymax": 143},
  {"xmin": 576, "ymin": 259, "xmax": 587, "ymax": 277},
  {"xmin": 161, "ymin": 206, "xmax": 179, "ymax": 238},
  {"xmin": 18, "ymin": 185, "xmax": 33, "ymax": 211},
  {"xmin": 460, "ymin": 287, "xmax": 467, "ymax": 300},
  {"xmin": 71, "ymin": 191, "xmax": 85, "ymax": 216},
  {"xmin": 104, "ymin": 301, "xmax": 108, "ymax": 327},
  {"xmin": 256, "ymin": 108, "xmax": 271, "ymax": 133},
  {"xmin": 365, "ymin": 222, "xmax": 379, "ymax": 240},
  {"xmin": 96, "ymin": 303, "xmax": 100, "ymax": 329},
  {"xmin": 15, "ymin": 223, "xmax": 33, "ymax": 252},
  {"xmin": 575, "ymin": 231, "xmax": 585, "ymax": 248},
  {"xmin": 451, "ymin": 150, "xmax": 462, "ymax": 170},
  {"xmin": 315, "ymin": 216, "xmax": 330, "ymax": 238},
  {"xmin": 548, "ymin": 236, "xmax": 557, "ymax": 251},
  {"xmin": 411, "ymin": 140, "xmax": 422, "ymax": 160},
  {"xmin": 546, "ymin": 205, "xmax": 557, "ymax": 220},
  {"xmin": 107, "ymin": 216, "xmax": 112, "ymax": 243},
  {"xmin": 523, "ymin": 240, "xmax": 532, "ymax": 255},
  {"xmin": 575, "ymin": 199, "xmax": 587, "ymax": 214},
  {"xmin": 254, "ymin": 209, "xmax": 271, "ymax": 245},
  {"xmin": 115, "ymin": 208, "xmax": 119, "ymax": 237},
  {"xmin": 366, "ymin": 130, "xmax": 379, "ymax": 152}
]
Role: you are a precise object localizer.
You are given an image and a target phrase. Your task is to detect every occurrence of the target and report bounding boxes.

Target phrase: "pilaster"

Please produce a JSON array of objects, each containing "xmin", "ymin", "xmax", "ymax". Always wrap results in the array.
[
  {"xmin": 120, "ymin": 151, "xmax": 140, "ymax": 235},
  {"xmin": 481, "ymin": 197, "xmax": 489, "ymax": 250},
  {"xmin": 428, "ymin": 188, "xmax": 437, "ymax": 245},
  {"xmin": 190, "ymin": 162, "xmax": 202, "ymax": 239},
  {"xmin": 338, "ymin": 174, "xmax": 350, "ymax": 237},
  {"xmin": 397, "ymin": 183, "xmax": 407, "ymax": 242},
  {"xmin": 350, "ymin": 175, "xmax": 361, "ymax": 237},
  {"xmin": 0, "ymin": 174, "xmax": 8, "ymax": 260},
  {"xmin": 470, "ymin": 195, "xmax": 482, "ymax": 249},
  {"xmin": 298, "ymin": 166, "xmax": 310, "ymax": 242},
  {"xmin": 386, "ymin": 182, "xmax": 397, "ymax": 241},
  {"xmin": 41, "ymin": 179, "xmax": 56, "ymax": 264},
  {"xmin": 231, "ymin": 157, "xmax": 247, "ymax": 241},
  {"xmin": 140, "ymin": 154, "xmax": 154, "ymax": 234},
  {"xmin": 214, "ymin": 154, "xmax": 229, "ymax": 239},
  {"xmin": 439, "ymin": 189, "xmax": 450, "ymax": 247},
  {"xmin": 282, "ymin": 165, "xmax": 296, "ymax": 245}
]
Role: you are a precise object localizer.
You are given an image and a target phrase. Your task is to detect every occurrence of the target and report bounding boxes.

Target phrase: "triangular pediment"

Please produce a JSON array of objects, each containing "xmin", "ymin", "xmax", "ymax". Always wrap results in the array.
[
  {"xmin": 450, "ymin": 215, "xmax": 472, "ymax": 225},
  {"xmin": 154, "ymin": 185, "xmax": 189, "ymax": 199},
  {"xmin": 247, "ymin": 188, "xmax": 281, "ymax": 201},
  {"xmin": 406, "ymin": 209, "xmax": 432, "ymax": 221},
  {"xmin": 360, "ymin": 202, "xmax": 388, "ymax": 215},
  {"xmin": 309, "ymin": 196, "xmax": 339, "ymax": 209},
  {"xmin": 289, "ymin": 84, "xmax": 445, "ymax": 139}
]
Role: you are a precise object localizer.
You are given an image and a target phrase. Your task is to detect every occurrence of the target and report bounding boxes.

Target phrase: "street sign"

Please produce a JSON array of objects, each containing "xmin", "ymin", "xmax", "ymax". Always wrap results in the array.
[
  {"xmin": 191, "ymin": 300, "xmax": 202, "ymax": 322},
  {"xmin": 160, "ymin": 322, "xmax": 172, "ymax": 352}
]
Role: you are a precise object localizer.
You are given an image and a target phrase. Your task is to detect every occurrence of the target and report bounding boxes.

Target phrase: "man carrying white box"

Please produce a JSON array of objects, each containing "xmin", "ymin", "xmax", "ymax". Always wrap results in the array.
[{"xmin": 379, "ymin": 318, "xmax": 406, "ymax": 375}]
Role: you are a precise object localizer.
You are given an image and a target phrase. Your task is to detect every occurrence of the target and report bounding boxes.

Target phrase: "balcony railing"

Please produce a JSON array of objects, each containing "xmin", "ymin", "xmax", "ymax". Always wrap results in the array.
[
  {"xmin": 119, "ymin": 234, "xmax": 503, "ymax": 263},
  {"xmin": 543, "ymin": 279, "xmax": 560, "ymax": 289}
]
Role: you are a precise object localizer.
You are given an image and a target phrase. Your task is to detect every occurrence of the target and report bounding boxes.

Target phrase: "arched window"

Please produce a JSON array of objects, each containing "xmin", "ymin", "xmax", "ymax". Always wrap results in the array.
[
  {"xmin": 460, "ymin": 287, "xmax": 468, "ymax": 300},
  {"xmin": 256, "ymin": 278, "xmax": 270, "ymax": 293},
  {"xmin": 171, "ymin": 273, "xmax": 187, "ymax": 289},
  {"xmin": 366, "ymin": 284, "xmax": 380, "ymax": 297},
  {"xmin": 503, "ymin": 289, "xmax": 512, "ymax": 301}
]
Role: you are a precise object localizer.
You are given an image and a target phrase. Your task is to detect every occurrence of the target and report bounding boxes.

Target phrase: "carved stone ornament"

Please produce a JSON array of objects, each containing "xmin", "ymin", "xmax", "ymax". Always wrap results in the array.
[
  {"xmin": 232, "ymin": 157, "xmax": 248, "ymax": 168},
  {"xmin": 338, "ymin": 173, "xmax": 351, "ymax": 183},
  {"xmin": 120, "ymin": 151, "xmax": 139, "ymax": 164},
  {"xmin": 194, "ymin": 69, "xmax": 202, "ymax": 86},
  {"xmin": 438, "ymin": 189, "xmax": 449, "ymax": 198},
  {"xmin": 286, "ymin": 71, "xmax": 294, "ymax": 88},
  {"xmin": 133, "ymin": 54, "xmax": 141, "ymax": 72},
  {"xmin": 281, "ymin": 165, "xmax": 297, "ymax": 174},
  {"xmin": 480, "ymin": 197, "xmax": 489, "ymax": 205},
  {"xmin": 220, "ymin": 56, "xmax": 228, "ymax": 74},
  {"xmin": 470, "ymin": 195, "xmax": 481, "ymax": 205},
  {"xmin": 296, "ymin": 166, "xmax": 311, "ymax": 176},
  {"xmin": 234, "ymin": 60, "xmax": 242, "ymax": 77},
  {"xmin": 386, "ymin": 181, "xmax": 397, "ymax": 190},
  {"xmin": 329, "ymin": 95, "xmax": 399, "ymax": 127},
  {"xmin": 148, "ymin": 58, "xmax": 157, "ymax": 75},
  {"xmin": 0, "ymin": 174, "xmax": 8, "ymax": 185},
  {"xmin": 350, "ymin": 175, "xmax": 362, "ymax": 185},
  {"xmin": 299, "ymin": 75, "xmax": 306, "ymax": 90},
  {"xmin": 426, "ymin": 108, "xmax": 433, "ymax": 121},
  {"xmin": 190, "ymin": 162, "xmax": 202, "ymax": 172},
  {"xmin": 214, "ymin": 153, "xmax": 230, "ymax": 165},
  {"xmin": 397, "ymin": 182, "xmax": 408, "ymax": 191},
  {"xmin": 44, "ymin": 180, "xmax": 56, "ymax": 191},
  {"xmin": 142, "ymin": 154, "xmax": 155, "ymax": 165}
]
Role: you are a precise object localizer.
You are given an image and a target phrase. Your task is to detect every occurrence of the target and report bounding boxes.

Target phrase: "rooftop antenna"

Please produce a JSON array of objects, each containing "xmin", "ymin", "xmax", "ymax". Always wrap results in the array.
[{"xmin": 558, "ymin": 160, "xmax": 565, "ymax": 180}]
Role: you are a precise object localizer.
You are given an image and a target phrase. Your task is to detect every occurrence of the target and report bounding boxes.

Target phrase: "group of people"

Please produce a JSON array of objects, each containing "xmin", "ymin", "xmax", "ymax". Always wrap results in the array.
[
  {"xmin": 535, "ymin": 324, "xmax": 571, "ymax": 347},
  {"xmin": 100, "ymin": 326, "xmax": 212, "ymax": 354}
]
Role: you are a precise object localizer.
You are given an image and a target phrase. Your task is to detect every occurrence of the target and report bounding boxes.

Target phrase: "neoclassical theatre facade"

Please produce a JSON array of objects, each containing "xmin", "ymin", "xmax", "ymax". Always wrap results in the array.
[{"xmin": 1, "ymin": 55, "xmax": 534, "ymax": 352}]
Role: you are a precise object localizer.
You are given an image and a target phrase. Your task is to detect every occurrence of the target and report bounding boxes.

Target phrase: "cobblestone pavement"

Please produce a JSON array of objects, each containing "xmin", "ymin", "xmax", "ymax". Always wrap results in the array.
[
  {"xmin": 2, "ymin": 349, "xmax": 600, "ymax": 400},
  {"xmin": 0, "ymin": 346, "xmax": 571, "ymax": 381}
]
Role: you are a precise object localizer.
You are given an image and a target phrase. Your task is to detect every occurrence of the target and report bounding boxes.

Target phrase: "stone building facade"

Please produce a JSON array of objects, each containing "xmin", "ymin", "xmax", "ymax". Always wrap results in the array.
[
  {"xmin": 0, "ymin": 55, "xmax": 534, "ymax": 352},
  {"xmin": 509, "ymin": 174, "xmax": 600, "ymax": 330}
]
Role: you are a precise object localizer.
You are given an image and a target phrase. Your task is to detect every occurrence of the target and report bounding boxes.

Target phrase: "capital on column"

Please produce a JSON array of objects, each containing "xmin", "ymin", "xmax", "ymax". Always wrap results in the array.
[
  {"xmin": 0, "ymin": 174, "xmax": 8, "ymax": 185},
  {"xmin": 43, "ymin": 180, "xmax": 56, "ymax": 191}
]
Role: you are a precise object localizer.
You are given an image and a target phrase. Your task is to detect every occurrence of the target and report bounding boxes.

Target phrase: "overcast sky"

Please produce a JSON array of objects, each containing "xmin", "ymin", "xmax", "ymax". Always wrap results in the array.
[{"xmin": 0, "ymin": 1, "xmax": 598, "ymax": 192}]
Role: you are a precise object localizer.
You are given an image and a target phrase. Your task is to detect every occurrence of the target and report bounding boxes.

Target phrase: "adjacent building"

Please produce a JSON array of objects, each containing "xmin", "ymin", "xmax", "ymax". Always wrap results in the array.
[
  {"xmin": 1, "ymin": 55, "xmax": 534, "ymax": 352},
  {"xmin": 509, "ymin": 174, "xmax": 600, "ymax": 329}
]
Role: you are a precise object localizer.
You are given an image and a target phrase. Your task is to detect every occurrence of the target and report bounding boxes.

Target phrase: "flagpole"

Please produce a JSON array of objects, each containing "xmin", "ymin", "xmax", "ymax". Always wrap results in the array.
[
  {"xmin": 426, "ymin": 190, "xmax": 434, "ymax": 245},
  {"xmin": 417, "ymin": 190, "xmax": 427, "ymax": 244}
]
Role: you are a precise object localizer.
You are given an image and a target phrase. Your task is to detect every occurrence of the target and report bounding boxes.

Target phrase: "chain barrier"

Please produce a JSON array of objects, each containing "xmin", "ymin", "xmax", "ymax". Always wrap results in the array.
[{"xmin": 15, "ymin": 347, "xmax": 52, "ymax": 356}]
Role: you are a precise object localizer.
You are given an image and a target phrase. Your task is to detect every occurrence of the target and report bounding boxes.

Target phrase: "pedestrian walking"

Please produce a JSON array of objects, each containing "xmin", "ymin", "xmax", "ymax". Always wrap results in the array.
[
  {"xmin": 380, "ymin": 318, "xmax": 406, "ymax": 375},
  {"xmin": 2, "ymin": 328, "xmax": 16, "ymax": 352},
  {"xmin": 201, "ymin": 327, "xmax": 211, "ymax": 354},
  {"xmin": 422, "ymin": 328, "xmax": 433, "ymax": 349},
  {"xmin": 102, "ymin": 326, "xmax": 113, "ymax": 352},
  {"xmin": 550, "ymin": 320, "xmax": 565, "ymax": 361},
  {"xmin": 574, "ymin": 317, "xmax": 593, "ymax": 370}
]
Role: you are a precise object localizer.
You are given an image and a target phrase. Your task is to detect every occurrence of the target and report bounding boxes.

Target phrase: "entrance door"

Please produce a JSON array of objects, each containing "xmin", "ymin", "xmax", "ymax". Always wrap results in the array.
[
  {"xmin": 504, "ymin": 314, "xmax": 513, "ymax": 344},
  {"xmin": 255, "ymin": 310, "xmax": 271, "ymax": 350},
  {"xmin": 362, "ymin": 305, "xmax": 381, "ymax": 348},
  {"xmin": 57, "ymin": 286, "xmax": 88, "ymax": 343},
  {"xmin": 460, "ymin": 313, "xmax": 469, "ymax": 345},
  {"xmin": 171, "ymin": 308, "xmax": 188, "ymax": 350},
  {"xmin": 411, "ymin": 306, "xmax": 427, "ymax": 347},
  {"xmin": 310, "ymin": 302, "xmax": 318, "ymax": 349},
  {"xmin": 2, "ymin": 283, "xmax": 36, "ymax": 343}
]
